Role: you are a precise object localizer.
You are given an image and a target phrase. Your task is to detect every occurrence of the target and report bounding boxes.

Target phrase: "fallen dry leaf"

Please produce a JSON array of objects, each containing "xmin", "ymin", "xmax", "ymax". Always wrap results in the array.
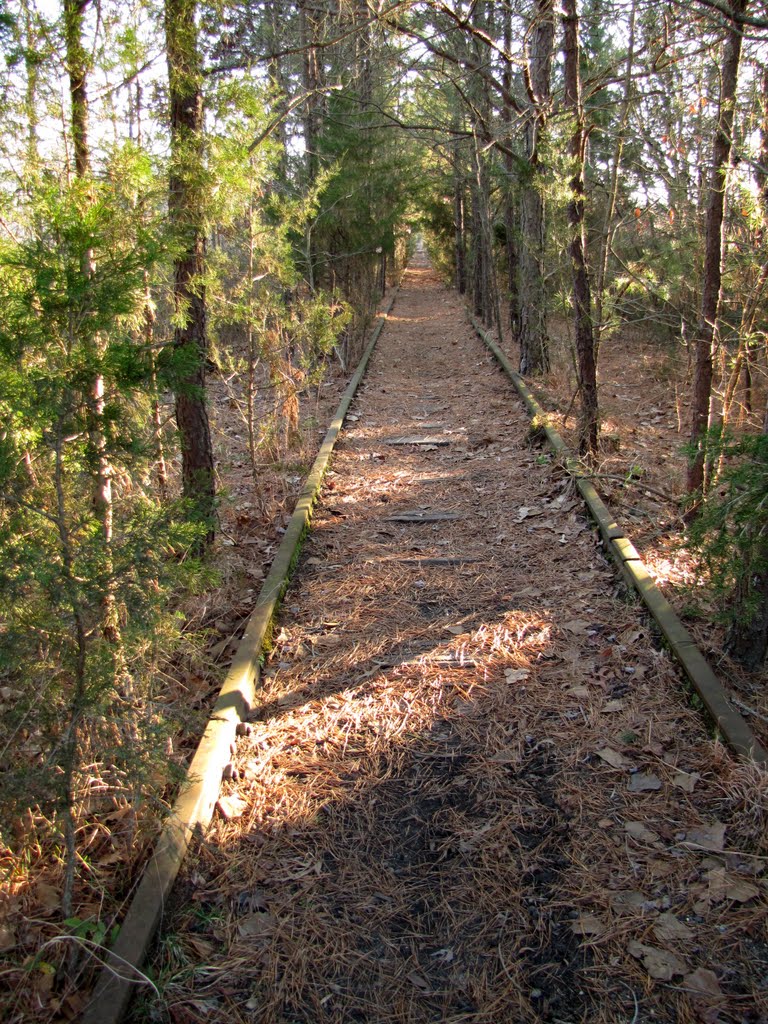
[
  {"xmin": 706, "ymin": 867, "xmax": 759, "ymax": 904},
  {"xmin": 653, "ymin": 912, "xmax": 694, "ymax": 944},
  {"xmin": 36, "ymin": 882, "xmax": 60, "ymax": 911},
  {"xmin": 32, "ymin": 964, "xmax": 55, "ymax": 998},
  {"xmin": 96, "ymin": 850, "xmax": 124, "ymax": 867},
  {"xmin": 619, "ymin": 628, "xmax": 643, "ymax": 645},
  {"xmin": 571, "ymin": 914, "xmax": 606, "ymax": 937},
  {"xmin": 682, "ymin": 968, "xmax": 726, "ymax": 1022},
  {"xmin": 532, "ymin": 517, "xmax": 558, "ymax": 530},
  {"xmin": 489, "ymin": 748, "xmax": 517, "ymax": 763},
  {"xmin": 625, "ymin": 821, "xmax": 662, "ymax": 846},
  {"xmin": 567, "ymin": 685, "xmax": 590, "ymax": 698},
  {"xmin": 216, "ymin": 795, "xmax": 248, "ymax": 821},
  {"xmin": 696, "ymin": 1010, "xmax": 724, "ymax": 1024},
  {"xmin": 238, "ymin": 911, "xmax": 277, "ymax": 939},
  {"xmin": 646, "ymin": 857, "xmax": 675, "ymax": 878},
  {"xmin": 596, "ymin": 747, "xmax": 634, "ymax": 770},
  {"xmin": 672, "ymin": 771, "xmax": 700, "ymax": 793},
  {"xmin": 685, "ymin": 823, "xmax": 726, "ymax": 853},
  {"xmin": 188, "ymin": 936, "xmax": 216, "ymax": 957},
  {"xmin": 62, "ymin": 992, "xmax": 87, "ymax": 1019},
  {"xmin": 683, "ymin": 967, "xmax": 722, "ymax": 999},
  {"xmin": 504, "ymin": 668, "xmax": 530, "ymax": 683},
  {"xmin": 611, "ymin": 890, "xmax": 648, "ymax": 912},
  {"xmin": 725, "ymin": 877, "xmax": 760, "ymax": 902},
  {"xmin": 628, "ymin": 940, "xmax": 687, "ymax": 980},
  {"xmin": 628, "ymin": 772, "xmax": 662, "ymax": 793},
  {"xmin": 430, "ymin": 947, "xmax": 455, "ymax": 963},
  {"xmin": 562, "ymin": 619, "xmax": 591, "ymax": 635}
]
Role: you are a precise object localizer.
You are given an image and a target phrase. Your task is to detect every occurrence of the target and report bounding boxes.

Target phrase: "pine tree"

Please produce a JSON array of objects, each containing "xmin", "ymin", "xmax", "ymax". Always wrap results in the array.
[
  {"xmin": 166, "ymin": 0, "xmax": 215, "ymax": 544},
  {"xmin": 687, "ymin": 0, "xmax": 749, "ymax": 505},
  {"xmin": 562, "ymin": 0, "xmax": 598, "ymax": 454}
]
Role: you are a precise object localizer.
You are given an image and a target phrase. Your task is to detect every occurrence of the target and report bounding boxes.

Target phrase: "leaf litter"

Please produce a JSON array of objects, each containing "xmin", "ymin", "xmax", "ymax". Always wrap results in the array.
[{"xmin": 143, "ymin": 264, "xmax": 768, "ymax": 1024}]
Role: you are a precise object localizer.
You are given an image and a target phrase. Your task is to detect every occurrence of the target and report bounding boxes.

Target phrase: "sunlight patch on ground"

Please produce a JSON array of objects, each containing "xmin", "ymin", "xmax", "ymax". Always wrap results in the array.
[
  {"xmin": 642, "ymin": 542, "xmax": 703, "ymax": 591},
  {"xmin": 228, "ymin": 609, "xmax": 551, "ymax": 838}
]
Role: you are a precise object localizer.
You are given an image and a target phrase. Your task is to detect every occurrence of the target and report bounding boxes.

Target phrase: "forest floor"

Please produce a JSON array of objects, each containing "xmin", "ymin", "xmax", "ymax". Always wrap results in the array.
[
  {"xmin": 535, "ymin": 317, "xmax": 768, "ymax": 753},
  {"xmin": 137, "ymin": 259, "xmax": 768, "ymax": 1024}
]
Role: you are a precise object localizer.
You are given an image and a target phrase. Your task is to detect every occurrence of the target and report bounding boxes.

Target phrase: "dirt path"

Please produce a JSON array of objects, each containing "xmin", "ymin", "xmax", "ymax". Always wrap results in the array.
[{"xmin": 145, "ymin": 263, "xmax": 768, "ymax": 1024}]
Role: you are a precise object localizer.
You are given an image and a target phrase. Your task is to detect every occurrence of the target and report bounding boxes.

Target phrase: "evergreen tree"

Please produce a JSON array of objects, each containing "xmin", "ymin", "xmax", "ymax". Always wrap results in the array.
[{"xmin": 166, "ymin": 0, "xmax": 215, "ymax": 544}]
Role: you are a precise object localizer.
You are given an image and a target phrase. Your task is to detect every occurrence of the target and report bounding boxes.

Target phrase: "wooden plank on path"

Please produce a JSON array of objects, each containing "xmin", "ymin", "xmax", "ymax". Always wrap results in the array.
[
  {"xmin": 385, "ymin": 435, "xmax": 450, "ymax": 446},
  {"xmin": 384, "ymin": 511, "xmax": 461, "ymax": 523},
  {"xmin": 395, "ymin": 557, "xmax": 478, "ymax": 566}
]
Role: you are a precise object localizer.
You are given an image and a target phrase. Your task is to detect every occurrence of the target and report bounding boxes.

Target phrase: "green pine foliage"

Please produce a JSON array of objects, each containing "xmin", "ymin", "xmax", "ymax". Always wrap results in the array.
[
  {"xmin": 687, "ymin": 430, "xmax": 768, "ymax": 668},
  {"xmin": 0, "ymin": 178, "xmax": 209, "ymax": 859}
]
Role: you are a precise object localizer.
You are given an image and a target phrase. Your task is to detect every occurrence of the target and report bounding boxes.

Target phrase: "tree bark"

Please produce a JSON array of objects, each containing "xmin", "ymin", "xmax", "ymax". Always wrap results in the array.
[
  {"xmin": 64, "ymin": 0, "xmax": 123, "ymax": 623},
  {"xmin": 298, "ymin": 0, "xmax": 322, "ymax": 184},
  {"xmin": 502, "ymin": 1, "xmax": 519, "ymax": 333},
  {"xmin": 562, "ymin": 0, "xmax": 598, "ymax": 455},
  {"xmin": 519, "ymin": 182, "xmax": 549, "ymax": 374},
  {"xmin": 471, "ymin": 184, "xmax": 485, "ymax": 318},
  {"xmin": 166, "ymin": 0, "xmax": 215, "ymax": 542},
  {"xmin": 22, "ymin": 0, "xmax": 42, "ymax": 175},
  {"xmin": 63, "ymin": 0, "xmax": 90, "ymax": 179},
  {"xmin": 454, "ymin": 174, "xmax": 466, "ymax": 294},
  {"xmin": 594, "ymin": 0, "xmax": 635, "ymax": 352},
  {"xmin": 687, "ymin": 0, "xmax": 747, "ymax": 503},
  {"xmin": 518, "ymin": 0, "xmax": 554, "ymax": 375}
]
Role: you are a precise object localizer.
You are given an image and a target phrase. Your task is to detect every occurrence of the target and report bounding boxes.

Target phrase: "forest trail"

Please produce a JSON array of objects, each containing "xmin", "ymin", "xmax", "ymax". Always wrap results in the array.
[{"xmin": 151, "ymin": 263, "xmax": 768, "ymax": 1024}]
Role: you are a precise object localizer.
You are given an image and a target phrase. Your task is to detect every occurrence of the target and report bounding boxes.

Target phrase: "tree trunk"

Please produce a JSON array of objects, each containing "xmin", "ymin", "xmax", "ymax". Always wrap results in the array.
[
  {"xmin": 299, "ymin": 0, "xmax": 322, "ymax": 184},
  {"xmin": 166, "ymin": 0, "xmax": 215, "ymax": 542},
  {"xmin": 64, "ymin": 0, "xmax": 126, "ymax": 655},
  {"xmin": 562, "ymin": 0, "xmax": 598, "ymax": 455},
  {"xmin": 454, "ymin": 174, "xmax": 466, "ymax": 295},
  {"xmin": 354, "ymin": 0, "xmax": 373, "ymax": 109},
  {"xmin": 519, "ymin": 183, "xmax": 549, "ymax": 374},
  {"xmin": 22, "ymin": 0, "xmax": 41, "ymax": 175},
  {"xmin": 472, "ymin": 143, "xmax": 503, "ymax": 337},
  {"xmin": 63, "ymin": 0, "xmax": 90, "ymax": 179},
  {"xmin": 53, "ymin": 426, "xmax": 89, "ymax": 922},
  {"xmin": 471, "ymin": 184, "xmax": 484, "ymax": 318},
  {"xmin": 594, "ymin": 0, "xmax": 635, "ymax": 352},
  {"xmin": 687, "ymin": 0, "xmax": 747, "ymax": 504},
  {"xmin": 518, "ymin": 0, "xmax": 554, "ymax": 375},
  {"xmin": 64, "ymin": 0, "xmax": 113, "ymax": 549},
  {"xmin": 503, "ymin": 178, "xmax": 519, "ymax": 335},
  {"xmin": 502, "ymin": 1, "xmax": 519, "ymax": 334}
]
